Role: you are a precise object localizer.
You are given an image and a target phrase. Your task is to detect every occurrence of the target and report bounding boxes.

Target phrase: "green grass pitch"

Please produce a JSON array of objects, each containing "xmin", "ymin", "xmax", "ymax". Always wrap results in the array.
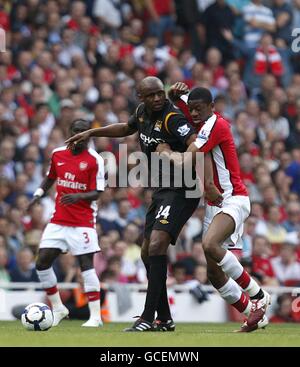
[{"xmin": 0, "ymin": 321, "xmax": 299, "ymax": 347}]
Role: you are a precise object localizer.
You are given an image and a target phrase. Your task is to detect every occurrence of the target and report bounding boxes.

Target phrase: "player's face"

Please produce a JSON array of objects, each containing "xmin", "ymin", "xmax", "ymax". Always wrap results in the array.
[
  {"xmin": 188, "ymin": 100, "xmax": 213, "ymax": 123},
  {"xmin": 70, "ymin": 121, "xmax": 89, "ymax": 152},
  {"xmin": 140, "ymin": 85, "xmax": 166, "ymax": 112}
]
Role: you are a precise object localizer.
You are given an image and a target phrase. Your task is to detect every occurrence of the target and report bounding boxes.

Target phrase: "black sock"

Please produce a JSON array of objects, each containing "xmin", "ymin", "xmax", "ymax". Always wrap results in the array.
[
  {"xmin": 156, "ymin": 282, "xmax": 172, "ymax": 322},
  {"xmin": 250, "ymin": 288, "xmax": 264, "ymax": 300},
  {"xmin": 141, "ymin": 255, "xmax": 167, "ymax": 323},
  {"xmin": 142, "ymin": 258, "xmax": 171, "ymax": 322},
  {"xmin": 143, "ymin": 260, "xmax": 150, "ymax": 279}
]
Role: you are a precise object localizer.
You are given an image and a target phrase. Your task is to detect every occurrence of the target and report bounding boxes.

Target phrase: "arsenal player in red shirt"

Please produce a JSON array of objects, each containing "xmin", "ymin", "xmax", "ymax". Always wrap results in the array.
[
  {"xmin": 28, "ymin": 119, "xmax": 105, "ymax": 328},
  {"xmin": 161, "ymin": 84, "xmax": 271, "ymax": 332}
]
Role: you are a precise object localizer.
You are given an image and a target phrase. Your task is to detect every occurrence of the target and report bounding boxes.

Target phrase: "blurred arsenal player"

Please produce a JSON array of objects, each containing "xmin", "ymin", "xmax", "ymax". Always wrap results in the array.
[{"xmin": 28, "ymin": 119, "xmax": 105, "ymax": 327}]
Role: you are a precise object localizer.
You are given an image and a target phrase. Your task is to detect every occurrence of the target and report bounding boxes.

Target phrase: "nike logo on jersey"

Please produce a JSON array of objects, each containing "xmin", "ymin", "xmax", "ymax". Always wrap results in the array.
[{"xmin": 57, "ymin": 162, "xmax": 65, "ymax": 166}]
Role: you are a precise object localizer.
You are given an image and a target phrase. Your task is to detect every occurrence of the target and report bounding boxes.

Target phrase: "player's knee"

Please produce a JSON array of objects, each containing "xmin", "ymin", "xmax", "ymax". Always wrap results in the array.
[
  {"xmin": 148, "ymin": 238, "xmax": 169, "ymax": 256},
  {"xmin": 202, "ymin": 237, "xmax": 219, "ymax": 259},
  {"xmin": 36, "ymin": 256, "xmax": 51, "ymax": 271},
  {"xmin": 148, "ymin": 231, "xmax": 170, "ymax": 256}
]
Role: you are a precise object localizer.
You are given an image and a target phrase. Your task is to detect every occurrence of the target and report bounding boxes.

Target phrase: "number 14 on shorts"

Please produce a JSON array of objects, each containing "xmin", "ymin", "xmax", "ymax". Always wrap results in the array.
[{"xmin": 155, "ymin": 205, "xmax": 171, "ymax": 219}]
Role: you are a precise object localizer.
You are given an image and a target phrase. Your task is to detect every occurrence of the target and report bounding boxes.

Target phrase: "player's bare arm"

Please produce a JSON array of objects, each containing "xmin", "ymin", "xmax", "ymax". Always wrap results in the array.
[
  {"xmin": 27, "ymin": 177, "xmax": 56, "ymax": 211},
  {"xmin": 204, "ymin": 153, "xmax": 223, "ymax": 207},
  {"xmin": 65, "ymin": 123, "xmax": 137, "ymax": 148},
  {"xmin": 156, "ymin": 137, "xmax": 223, "ymax": 206},
  {"xmin": 60, "ymin": 190, "xmax": 101, "ymax": 206}
]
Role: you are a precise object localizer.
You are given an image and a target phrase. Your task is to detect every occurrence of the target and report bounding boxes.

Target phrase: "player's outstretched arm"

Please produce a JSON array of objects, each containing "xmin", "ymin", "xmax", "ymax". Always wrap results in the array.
[
  {"xmin": 156, "ymin": 134, "xmax": 196, "ymax": 166},
  {"xmin": 27, "ymin": 177, "xmax": 56, "ymax": 211},
  {"xmin": 65, "ymin": 123, "xmax": 137, "ymax": 147},
  {"xmin": 60, "ymin": 190, "xmax": 101, "ymax": 206}
]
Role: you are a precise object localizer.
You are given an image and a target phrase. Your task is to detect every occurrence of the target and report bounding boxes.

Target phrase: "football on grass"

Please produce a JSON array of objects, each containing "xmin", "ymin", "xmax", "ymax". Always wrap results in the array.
[{"xmin": 21, "ymin": 303, "xmax": 53, "ymax": 331}]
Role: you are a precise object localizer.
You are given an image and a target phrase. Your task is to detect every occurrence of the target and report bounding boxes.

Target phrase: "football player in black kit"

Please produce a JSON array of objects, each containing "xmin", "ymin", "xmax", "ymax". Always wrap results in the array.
[{"xmin": 66, "ymin": 77, "xmax": 222, "ymax": 332}]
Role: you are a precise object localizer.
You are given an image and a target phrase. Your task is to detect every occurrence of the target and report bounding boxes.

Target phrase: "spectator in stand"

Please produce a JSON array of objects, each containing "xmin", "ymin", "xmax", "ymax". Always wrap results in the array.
[
  {"xmin": 170, "ymin": 261, "xmax": 187, "ymax": 285},
  {"xmin": 267, "ymin": 100, "xmax": 290, "ymax": 141},
  {"xmin": 93, "ymin": 235, "xmax": 115, "ymax": 277},
  {"xmin": 106, "ymin": 256, "xmax": 129, "ymax": 283},
  {"xmin": 255, "ymin": 204, "xmax": 287, "ymax": 244},
  {"xmin": 199, "ymin": 0, "xmax": 236, "ymax": 62},
  {"xmin": 9, "ymin": 247, "xmax": 39, "ymax": 283},
  {"xmin": 223, "ymin": 31, "xmax": 292, "ymax": 92},
  {"xmin": 122, "ymin": 223, "xmax": 145, "ymax": 282},
  {"xmin": 0, "ymin": 247, "xmax": 10, "ymax": 283},
  {"xmin": 270, "ymin": 293, "xmax": 300, "ymax": 323},
  {"xmin": 272, "ymin": 0, "xmax": 293, "ymax": 47},
  {"xmin": 144, "ymin": 0, "xmax": 176, "ymax": 46},
  {"xmin": 251, "ymin": 235, "xmax": 279, "ymax": 286},
  {"xmin": 283, "ymin": 201, "xmax": 300, "ymax": 233},
  {"xmin": 285, "ymin": 148, "xmax": 300, "ymax": 196},
  {"xmin": 241, "ymin": 216, "xmax": 258, "ymax": 259},
  {"xmin": 0, "ymin": 138, "xmax": 16, "ymax": 182},
  {"xmin": 271, "ymin": 243, "xmax": 300, "ymax": 285},
  {"xmin": 242, "ymin": 0, "xmax": 276, "ymax": 49}
]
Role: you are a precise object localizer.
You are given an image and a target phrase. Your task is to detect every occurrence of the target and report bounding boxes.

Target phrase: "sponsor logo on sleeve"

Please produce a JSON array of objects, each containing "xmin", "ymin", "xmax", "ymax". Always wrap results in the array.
[
  {"xmin": 177, "ymin": 124, "xmax": 190, "ymax": 137},
  {"xmin": 197, "ymin": 129, "xmax": 209, "ymax": 141}
]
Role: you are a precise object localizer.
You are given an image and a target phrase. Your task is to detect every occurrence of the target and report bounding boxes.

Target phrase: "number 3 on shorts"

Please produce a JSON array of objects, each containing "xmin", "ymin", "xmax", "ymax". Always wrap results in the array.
[
  {"xmin": 155, "ymin": 205, "xmax": 171, "ymax": 219},
  {"xmin": 83, "ymin": 232, "xmax": 90, "ymax": 244}
]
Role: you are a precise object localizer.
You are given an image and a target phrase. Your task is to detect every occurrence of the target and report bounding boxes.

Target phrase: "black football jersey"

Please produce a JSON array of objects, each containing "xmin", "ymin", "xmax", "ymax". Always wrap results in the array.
[{"xmin": 127, "ymin": 100, "xmax": 196, "ymax": 192}]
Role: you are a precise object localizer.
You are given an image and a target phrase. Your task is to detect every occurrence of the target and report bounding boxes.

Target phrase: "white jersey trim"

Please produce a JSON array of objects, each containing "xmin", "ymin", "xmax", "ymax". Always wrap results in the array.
[
  {"xmin": 194, "ymin": 114, "xmax": 217, "ymax": 149},
  {"xmin": 212, "ymin": 145, "xmax": 233, "ymax": 198},
  {"xmin": 88, "ymin": 148, "xmax": 105, "ymax": 192}
]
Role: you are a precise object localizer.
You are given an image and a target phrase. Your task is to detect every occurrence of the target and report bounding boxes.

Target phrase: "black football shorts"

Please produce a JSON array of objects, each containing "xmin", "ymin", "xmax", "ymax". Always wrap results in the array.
[{"xmin": 144, "ymin": 189, "xmax": 200, "ymax": 245}]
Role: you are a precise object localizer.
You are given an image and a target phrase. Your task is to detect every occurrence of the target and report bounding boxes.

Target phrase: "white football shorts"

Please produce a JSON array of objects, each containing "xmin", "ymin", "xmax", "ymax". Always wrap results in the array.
[
  {"xmin": 203, "ymin": 195, "xmax": 251, "ymax": 250},
  {"xmin": 40, "ymin": 223, "xmax": 100, "ymax": 256}
]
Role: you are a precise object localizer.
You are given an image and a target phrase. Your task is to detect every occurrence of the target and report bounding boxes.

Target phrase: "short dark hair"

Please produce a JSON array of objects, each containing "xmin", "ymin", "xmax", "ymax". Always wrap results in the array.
[
  {"xmin": 69, "ymin": 119, "xmax": 90, "ymax": 132},
  {"xmin": 188, "ymin": 87, "xmax": 213, "ymax": 104}
]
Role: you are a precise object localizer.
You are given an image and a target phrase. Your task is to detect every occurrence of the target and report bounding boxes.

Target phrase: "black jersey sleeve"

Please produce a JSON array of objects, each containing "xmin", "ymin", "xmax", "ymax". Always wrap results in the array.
[
  {"xmin": 128, "ymin": 113, "xmax": 138, "ymax": 132},
  {"xmin": 166, "ymin": 114, "xmax": 195, "ymax": 146},
  {"xmin": 128, "ymin": 104, "xmax": 144, "ymax": 132}
]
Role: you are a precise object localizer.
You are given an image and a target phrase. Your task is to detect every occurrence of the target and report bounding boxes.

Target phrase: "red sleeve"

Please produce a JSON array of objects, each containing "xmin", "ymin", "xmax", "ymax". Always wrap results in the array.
[
  {"xmin": 194, "ymin": 118, "xmax": 228, "ymax": 153},
  {"xmin": 175, "ymin": 99, "xmax": 193, "ymax": 123},
  {"xmin": 47, "ymin": 153, "xmax": 57, "ymax": 179}
]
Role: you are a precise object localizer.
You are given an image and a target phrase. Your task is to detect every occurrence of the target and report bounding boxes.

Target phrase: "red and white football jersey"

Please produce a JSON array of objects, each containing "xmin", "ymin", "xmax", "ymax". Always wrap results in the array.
[
  {"xmin": 194, "ymin": 113, "xmax": 248, "ymax": 199},
  {"xmin": 47, "ymin": 147, "xmax": 105, "ymax": 228}
]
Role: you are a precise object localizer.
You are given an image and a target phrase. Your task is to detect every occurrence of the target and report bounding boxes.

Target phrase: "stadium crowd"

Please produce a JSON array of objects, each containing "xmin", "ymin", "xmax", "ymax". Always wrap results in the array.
[{"xmin": 0, "ymin": 0, "xmax": 300, "ymax": 322}]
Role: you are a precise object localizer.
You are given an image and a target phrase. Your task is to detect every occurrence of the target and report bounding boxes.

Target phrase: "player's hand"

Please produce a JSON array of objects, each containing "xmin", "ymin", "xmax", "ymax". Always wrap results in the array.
[
  {"xmin": 168, "ymin": 82, "xmax": 189, "ymax": 101},
  {"xmin": 60, "ymin": 193, "xmax": 83, "ymax": 206},
  {"xmin": 156, "ymin": 143, "xmax": 171, "ymax": 153},
  {"xmin": 205, "ymin": 186, "xmax": 223, "ymax": 207},
  {"xmin": 26, "ymin": 196, "xmax": 41, "ymax": 212},
  {"xmin": 65, "ymin": 131, "xmax": 91, "ymax": 150}
]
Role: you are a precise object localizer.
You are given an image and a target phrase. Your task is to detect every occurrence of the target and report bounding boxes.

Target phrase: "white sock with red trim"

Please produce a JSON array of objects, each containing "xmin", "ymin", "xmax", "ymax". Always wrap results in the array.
[
  {"xmin": 37, "ymin": 267, "xmax": 64, "ymax": 310},
  {"xmin": 218, "ymin": 278, "xmax": 251, "ymax": 316},
  {"xmin": 218, "ymin": 250, "xmax": 261, "ymax": 297},
  {"xmin": 82, "ymin": 269, "xmax": 101, "ymax": 321}
]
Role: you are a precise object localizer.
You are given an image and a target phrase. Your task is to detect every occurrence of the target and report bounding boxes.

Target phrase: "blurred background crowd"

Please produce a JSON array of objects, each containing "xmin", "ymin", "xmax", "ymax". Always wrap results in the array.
[{"xmin": 0, "ymin": 0, "xmax": 300, "ymax": 323}]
